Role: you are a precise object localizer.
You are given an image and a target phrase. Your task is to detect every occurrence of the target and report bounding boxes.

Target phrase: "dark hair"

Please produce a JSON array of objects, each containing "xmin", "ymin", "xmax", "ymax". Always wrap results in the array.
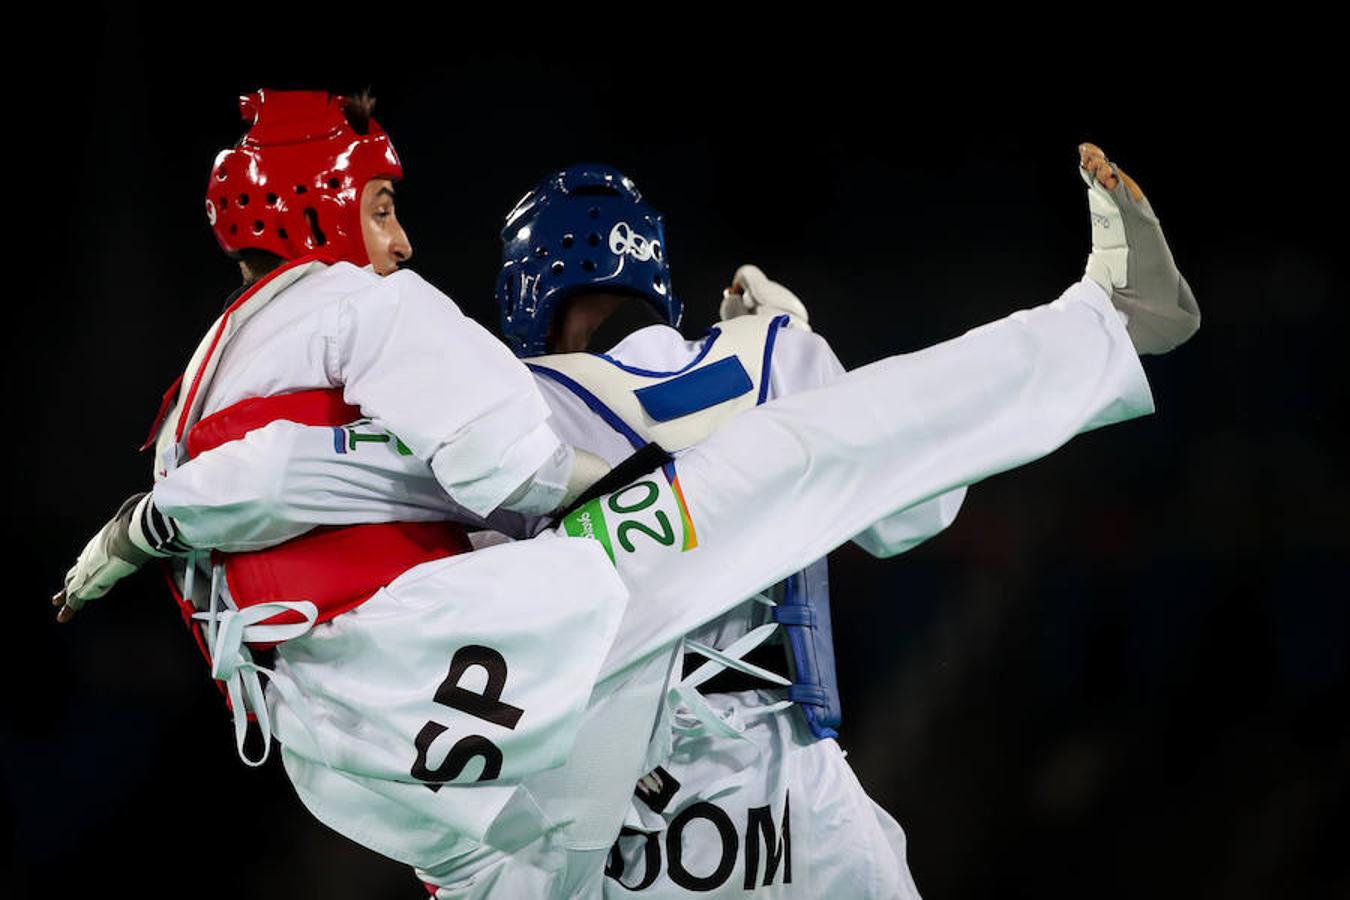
[
  {"xmin": 342, "ymin": 89, "xmax": 377, "ymax": 135},
  {"xmin": 239, "ymin": 248, "xmax": 284, "ymax": 285}
]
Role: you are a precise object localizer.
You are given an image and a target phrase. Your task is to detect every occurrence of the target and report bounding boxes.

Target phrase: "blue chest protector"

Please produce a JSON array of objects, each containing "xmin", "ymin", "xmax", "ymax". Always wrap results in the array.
[{"xmin": 527, "ymin": 316, "xmax": 842, "ymax": 740}]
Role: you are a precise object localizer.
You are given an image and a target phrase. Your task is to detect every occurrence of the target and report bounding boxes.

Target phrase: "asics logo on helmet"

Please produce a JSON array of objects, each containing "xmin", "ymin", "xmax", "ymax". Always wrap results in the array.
[{"xmin": 609, "ymin": 222, "xmax": 660, "ymax": 262}]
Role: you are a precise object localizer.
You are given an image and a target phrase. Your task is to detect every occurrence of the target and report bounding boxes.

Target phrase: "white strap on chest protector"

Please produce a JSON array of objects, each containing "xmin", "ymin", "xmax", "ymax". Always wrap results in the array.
[
  {"xmin": 193, "ymin": 590, "xmax": 319, "ymax": 767},
  {"xmin": 669, "ymin": 594, "xmax": 793, "ymax": 743}
]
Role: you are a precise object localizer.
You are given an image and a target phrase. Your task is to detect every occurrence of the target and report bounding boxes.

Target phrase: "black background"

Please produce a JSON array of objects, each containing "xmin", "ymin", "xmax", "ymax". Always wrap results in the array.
[{"xmin": 5, "ymin": 10, "xmax": 1345, "ymax": 899}]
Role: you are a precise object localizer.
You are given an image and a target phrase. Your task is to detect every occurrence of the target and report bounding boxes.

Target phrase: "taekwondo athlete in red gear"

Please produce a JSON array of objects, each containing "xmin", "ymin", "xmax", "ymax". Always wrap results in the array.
[
  {"xmin": 51, "ymin": 89, "xmax": 628, "ymax": 804},
  {"xmin": 121, "ymin": 148, "xmax": 1198, "ymax": 897},
  {"xmin": 56, "ymin": 90, "xmax": 612, "ymax": 618}
]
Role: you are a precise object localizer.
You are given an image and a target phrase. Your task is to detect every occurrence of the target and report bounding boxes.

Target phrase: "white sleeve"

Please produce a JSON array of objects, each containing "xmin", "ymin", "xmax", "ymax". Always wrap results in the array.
[
  {"xmin": 589, "ymin": 279, "xmax": 1154, "ymax": 673},
  {"xmin": 768, "ymin": 328, "xmax": 970, "ymax": 557},
  {"xmin": 765, "ymin": 328, "xmax": 849, "ymax": 397},
  {"xmin": 152, "ymin": 419, "xmax": 489, "ymax": 553},
  {"xmin": 334, "ymin": 270, "xmax": 563, "ymax": 517},
  {"xmin": 847, "ymin": 486, "xmax": 967, "ymax": 558}
]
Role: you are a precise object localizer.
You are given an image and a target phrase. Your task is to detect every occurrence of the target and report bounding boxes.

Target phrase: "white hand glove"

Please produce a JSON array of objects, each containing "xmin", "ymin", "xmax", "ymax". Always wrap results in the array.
[
  {"xmin": 54, "ymin": 493, "xmax": 169, "ymax": 622},
  {"xmin": 719, "ymin": 265, "xmax": 812, "ymax": 332},
  {"xmin": 1080, "ymin": 145, "xmax": 1200, "ymax": 355}
]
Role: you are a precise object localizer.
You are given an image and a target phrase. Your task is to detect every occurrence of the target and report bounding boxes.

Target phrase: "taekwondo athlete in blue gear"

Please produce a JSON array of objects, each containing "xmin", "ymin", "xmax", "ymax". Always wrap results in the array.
[
  {"xmin": 499, "ymin": 164, "xmax": 681, "ymax": 356},
  {"xmin": 495, "ymin": 164, "xmax": 844, "ymax": 740}
]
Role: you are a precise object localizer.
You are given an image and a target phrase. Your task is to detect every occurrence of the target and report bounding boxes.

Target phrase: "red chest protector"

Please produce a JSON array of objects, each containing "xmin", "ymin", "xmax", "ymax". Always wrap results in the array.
[{"xmin": 162, "ymin": 388, "xmax": 470, "ymax": 657}]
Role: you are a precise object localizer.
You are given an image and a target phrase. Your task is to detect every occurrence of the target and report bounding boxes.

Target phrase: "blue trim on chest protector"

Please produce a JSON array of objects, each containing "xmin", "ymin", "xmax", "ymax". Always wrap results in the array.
[
  {"xmin": 633, "ymin": 357, "xmax": 754, "ymax": 422},
  {"xmin": 755, "ymin": 315, "xmax": 841, "ymax": 740},
  {"xmin": 526, "ymin": 364, "xmax": 677, "ymax": 483},
  {"xmin": 774, "ymin": 557, "xmax": 841, "ymax": 740},
  {"xmin": 527, "ymin": 364, "xmax": 647, "ymax": 451},
  {"xmin": 599, "ymin": 326, "xmax": 722, "ymax": 377}
]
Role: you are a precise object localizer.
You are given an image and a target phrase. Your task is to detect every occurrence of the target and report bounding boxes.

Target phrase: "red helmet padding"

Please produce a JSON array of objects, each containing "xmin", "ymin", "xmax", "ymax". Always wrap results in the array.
[{"xmin": 205, "ymin": 90, "xmax": 403, "ymax": 266}]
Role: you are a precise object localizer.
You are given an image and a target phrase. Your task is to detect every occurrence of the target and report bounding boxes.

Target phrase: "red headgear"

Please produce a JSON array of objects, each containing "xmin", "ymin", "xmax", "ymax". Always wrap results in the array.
[{"xmin": 206, "ymin": 90, "xmax": 403, "ymax": 267}]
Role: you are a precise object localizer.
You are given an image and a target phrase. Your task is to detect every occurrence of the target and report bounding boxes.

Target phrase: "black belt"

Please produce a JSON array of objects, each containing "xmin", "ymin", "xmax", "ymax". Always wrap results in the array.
[{"xmin": 681, "ymin": 641, "xmax": 789, "ymax": 695}]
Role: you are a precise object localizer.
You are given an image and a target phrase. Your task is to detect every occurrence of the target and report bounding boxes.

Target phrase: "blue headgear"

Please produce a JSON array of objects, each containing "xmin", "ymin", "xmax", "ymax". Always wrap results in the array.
[{"xmin": 496, "ymin": 164, "xmax": 681, "ymax": 357}]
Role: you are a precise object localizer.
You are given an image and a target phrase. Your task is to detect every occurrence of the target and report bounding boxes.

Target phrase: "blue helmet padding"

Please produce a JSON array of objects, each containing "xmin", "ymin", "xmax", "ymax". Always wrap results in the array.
[{"xmin": 496, "ymin": 164, "xmax": 682, "ymax": 357}]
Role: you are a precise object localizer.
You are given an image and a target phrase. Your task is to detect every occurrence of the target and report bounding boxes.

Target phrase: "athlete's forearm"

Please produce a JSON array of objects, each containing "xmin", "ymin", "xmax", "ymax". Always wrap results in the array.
[{"xmin": 154, "ymin": 418, "xmax": 474, "ymax": 552}]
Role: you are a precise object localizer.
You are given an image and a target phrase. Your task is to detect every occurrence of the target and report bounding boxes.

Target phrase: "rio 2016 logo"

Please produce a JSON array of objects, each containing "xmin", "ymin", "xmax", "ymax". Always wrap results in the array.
[{"xmin": 610, "ymin": 222, "xmax": 661, "ymax": 262}]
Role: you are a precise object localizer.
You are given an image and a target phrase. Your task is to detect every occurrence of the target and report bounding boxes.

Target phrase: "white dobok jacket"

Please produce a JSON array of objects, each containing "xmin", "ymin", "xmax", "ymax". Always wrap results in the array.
[{"xmin": 142, "ymin": 276, "xmax": 1153, "ymax": 889}]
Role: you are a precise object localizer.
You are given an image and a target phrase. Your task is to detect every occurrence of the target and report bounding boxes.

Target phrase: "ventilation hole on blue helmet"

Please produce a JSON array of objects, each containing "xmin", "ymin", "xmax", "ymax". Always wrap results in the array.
[
  {"xmin": 588, "ymin": 207, "xmax": 600, "ymax": 219},
  {"xmin": 328, "ymin": 177, "xmax": 341, "ymax": 190},
  {"xmin": 266, "ymin": 192, "xmax": 278, "ymax": 206},
  {"xmin": 550, "ymin": 261, "xmax": 564, "ymax": 275},
  {"xmin": 295, "ymin": 184, "xmax": 307, "ymax": 194},
  {"xmin": 583, "ymin": 259, "xmax": 596, "ymax": 272},
  {"xmin": 653, "ymin": 245, "xmax": 662, "ymax": 261},
  {"xmin": 572, "ymin": 185, "xmax": 623, "ymax": 197},
  {"xmin": 588, "ymin": 233, "xmax": 600, "ymax": 247},
  {"xmin": 304, "ymin": 208, "xmax": 327, "ymax": 247},
  {"xmin": 253, "ymin": 220, "xmax": 265, "ymax": 234},
  {"xmin": 653, "ymin": 275, "xmax": 665, "ymax": 291},
  {"xmin": 278, "ymin": 228, "xmax": 288, "ymax": 240},
  {"xmin": 561, "ymin": 235, "xmax": 574, "ymax": 248},
  {"xmin": 238, "ymin": 193, "xmax": 250, "ymax": 207}
]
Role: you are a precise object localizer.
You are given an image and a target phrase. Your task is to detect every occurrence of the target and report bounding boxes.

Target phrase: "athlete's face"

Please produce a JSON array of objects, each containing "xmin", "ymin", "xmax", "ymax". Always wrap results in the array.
[{"xmin": 361, "ymin": 179, "xmax": 412, "ymax": 275}]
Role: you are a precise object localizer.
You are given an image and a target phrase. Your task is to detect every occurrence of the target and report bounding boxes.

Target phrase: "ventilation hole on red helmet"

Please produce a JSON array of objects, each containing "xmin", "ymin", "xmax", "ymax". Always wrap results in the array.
[
  {"xmin": 218, "ymin": 196, "xmax": 228, "ymax": 209},
  {"xmin": 582, "ymin": 260, "xmax": 597, "ymax": 273},
  {"xmin": 561, "ymin": 234, "xmax": 574, "ymax": 248},
  {"xmin": 253, "ymin": 220, "xmax": 265, "ymax": 234},
  {"xmin": 328, "ymin": 177, "xmax": 340, "ymax": 190},
  {"xmin": 550, "ymin": 261, "xmax": 564, "ymax": 275},
  {"xmin": 216, "ymin": 168, "xmax": 227, "ymax": 181},
  {"xmin": 228, "ymin": 224, "xmax": 238, "ymax": 235},
  {"xmin": 238, "ymin": 193, "xmax": 250, "ymax": 207},
  {"xmin": 278, "ymin": 228, "xmax": 288, "ymax": 240},
  {"xmin": 266, "ymin": 192, "xmax": 278, "ymax": 206},
  {"xmin": 304, "ymin": 208, "xmax": 327, "ymax": 247},
  {"xmin": 588, "ymin": 233, "xmax": 600, "ymax": 246},
  {"xmin": 294, "ymin": 184, "xmax": 307, "ymax": 194}
]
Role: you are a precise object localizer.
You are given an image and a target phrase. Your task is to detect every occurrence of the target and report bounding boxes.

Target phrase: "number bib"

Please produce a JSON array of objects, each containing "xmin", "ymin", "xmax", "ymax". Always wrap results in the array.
[
  {"xmin": 561, "ymin": 469, "xmax": 698, "ymax": 566},
  {"xmin": 559, "ymin": 464, "xmax": 752, "ymax": 684}
]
